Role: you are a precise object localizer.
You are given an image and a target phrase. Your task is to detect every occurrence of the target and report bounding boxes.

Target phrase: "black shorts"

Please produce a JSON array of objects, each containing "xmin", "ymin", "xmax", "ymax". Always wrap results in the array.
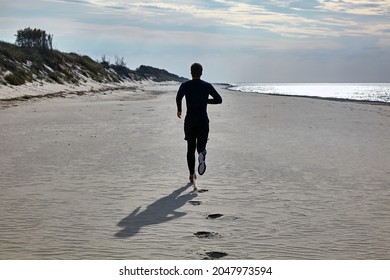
[{"xmin": 184, "ymin": 117, "xmax": 209, "ymax": 141}]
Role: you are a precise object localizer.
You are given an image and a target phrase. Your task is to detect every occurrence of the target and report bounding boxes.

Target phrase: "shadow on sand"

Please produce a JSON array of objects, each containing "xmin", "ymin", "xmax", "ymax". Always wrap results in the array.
[{"xmin": 115, "ymin": 184, "xmax": 197, "ymax": 238}]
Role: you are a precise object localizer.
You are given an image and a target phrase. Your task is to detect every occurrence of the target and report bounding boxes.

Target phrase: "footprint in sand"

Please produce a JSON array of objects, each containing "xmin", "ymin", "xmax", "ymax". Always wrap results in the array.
[
  {"xmin": 205, "ymin": 251, "xmax": 228, "ymax": 260},
  {"xmin": 194, "ymin": 231, "xmax": 219, "ymax": 239},
  {"xmin": 206, "ymin": 213, "xmax": 223, "ymax": 219},
  {"xmin": 197, "ymin": 189, "xmax": 209, "ymax": 193},
  {"xmin": 189, "ymin": 201, "xmax": 202, "ymax": 206}
]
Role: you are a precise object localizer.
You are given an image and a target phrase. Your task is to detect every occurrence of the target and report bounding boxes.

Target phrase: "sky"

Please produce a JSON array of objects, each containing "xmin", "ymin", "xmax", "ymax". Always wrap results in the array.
[{"xmin": 1, "ymin": 0, "xmax": 390, "ymax": 82}]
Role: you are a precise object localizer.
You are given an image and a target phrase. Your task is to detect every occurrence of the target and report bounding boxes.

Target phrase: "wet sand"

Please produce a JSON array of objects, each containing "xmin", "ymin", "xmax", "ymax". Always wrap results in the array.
[{"xmin": 0, "ymin": 84, "xmax": 389, "ymax": 259}]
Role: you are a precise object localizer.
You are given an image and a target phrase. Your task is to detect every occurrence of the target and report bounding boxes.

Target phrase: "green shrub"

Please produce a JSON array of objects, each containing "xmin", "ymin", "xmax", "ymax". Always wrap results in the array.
[
  {"xmin": 48, "ymin": 71, "xmax": 63, "ymax": 84},
  {"xmin": 5, "ymin": 73, "xmax": 25, "ymax": 85}
]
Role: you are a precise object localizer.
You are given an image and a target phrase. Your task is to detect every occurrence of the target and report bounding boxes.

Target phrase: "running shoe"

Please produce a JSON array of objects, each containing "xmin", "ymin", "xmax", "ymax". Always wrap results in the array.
[{"xmin": 198, "ymin": 150, "xmax": 207, "ymax": 175}]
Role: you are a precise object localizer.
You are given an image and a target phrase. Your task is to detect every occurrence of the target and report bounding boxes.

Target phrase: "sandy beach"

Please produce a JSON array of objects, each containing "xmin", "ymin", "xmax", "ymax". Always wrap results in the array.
[{"xmin": 0, "ymin": 83, "xmax": 389, "ymax": 259}]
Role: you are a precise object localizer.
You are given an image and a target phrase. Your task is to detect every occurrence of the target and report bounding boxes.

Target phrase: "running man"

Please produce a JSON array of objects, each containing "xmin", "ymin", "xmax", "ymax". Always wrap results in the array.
[{"xmin": 176, "ymin": 63, "xmax": 222, "ymax": 183}]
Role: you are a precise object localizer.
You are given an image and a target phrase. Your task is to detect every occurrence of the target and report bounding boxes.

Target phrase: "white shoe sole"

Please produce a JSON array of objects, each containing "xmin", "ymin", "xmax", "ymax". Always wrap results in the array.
[{"xmin": 198, "ymin": 151, "xmax": 206, "ymax": 175}]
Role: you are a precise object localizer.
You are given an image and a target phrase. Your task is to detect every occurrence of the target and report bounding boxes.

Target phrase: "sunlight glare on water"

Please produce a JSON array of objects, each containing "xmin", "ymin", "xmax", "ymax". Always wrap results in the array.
[{"xmin": 229, "ymin": 83, "xmax": 390, "ymax": 103}]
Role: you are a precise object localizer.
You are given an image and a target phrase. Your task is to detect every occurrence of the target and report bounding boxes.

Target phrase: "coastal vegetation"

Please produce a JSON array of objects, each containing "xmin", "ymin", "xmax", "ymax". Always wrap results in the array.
[
  {"xmin": 0, "ymin": 28, "xmax": 187, "ymax": 86},
  {"xmin": 15, "ymin": 27, "xmax": 53, "ymax": 50}
]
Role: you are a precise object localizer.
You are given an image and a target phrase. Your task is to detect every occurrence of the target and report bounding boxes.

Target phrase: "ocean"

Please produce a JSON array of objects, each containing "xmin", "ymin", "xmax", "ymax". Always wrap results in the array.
[{"xmin": 228, "ymin": 83, "xmax": 390, "ymax": 103}]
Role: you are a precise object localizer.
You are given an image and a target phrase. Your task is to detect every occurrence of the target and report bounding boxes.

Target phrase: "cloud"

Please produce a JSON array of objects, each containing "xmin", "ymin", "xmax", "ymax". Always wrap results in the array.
[
  {"xmin": 5, "ymin": 0, "xmax": 389, "ymax": 52},
  {"xmin": 317, "ymin": 0, "xmax": 390, "ymax": 16},
  {"xmin": 43, "ymin": 0, "xmax": 390, "ymax": 39},
  {"xmin": 128, "ymin": 1, "xmax": 328, "ymax": 37}
]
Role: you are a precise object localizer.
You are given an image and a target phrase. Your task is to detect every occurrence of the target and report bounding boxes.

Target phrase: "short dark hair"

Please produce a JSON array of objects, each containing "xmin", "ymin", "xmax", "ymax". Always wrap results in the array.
[{"xmin": 191, "ymin": 63, "xmax": 203, "ymax": 78}]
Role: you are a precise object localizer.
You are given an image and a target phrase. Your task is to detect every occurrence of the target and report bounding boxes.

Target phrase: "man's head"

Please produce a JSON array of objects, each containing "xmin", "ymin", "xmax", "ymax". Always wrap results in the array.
[{"xmin": 191, "ymin": 63, "xmax": 203, "ymax": 79}]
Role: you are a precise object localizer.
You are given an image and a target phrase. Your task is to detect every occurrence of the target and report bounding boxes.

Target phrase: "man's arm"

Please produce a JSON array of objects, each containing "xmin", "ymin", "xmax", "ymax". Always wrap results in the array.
[
  {"xmin": 176, "ymin": 84, "xmax": 185, "ymax": 118},
  {"xmin": 208, "ymin": 85, "xmax": 222, "ymax": 104}
]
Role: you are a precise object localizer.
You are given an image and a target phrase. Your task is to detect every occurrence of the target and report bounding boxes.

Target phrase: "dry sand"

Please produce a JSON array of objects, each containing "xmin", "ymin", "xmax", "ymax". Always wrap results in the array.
[{"xmin": 0, "ymin": 83, "xmax": 389, "ymax": 259}]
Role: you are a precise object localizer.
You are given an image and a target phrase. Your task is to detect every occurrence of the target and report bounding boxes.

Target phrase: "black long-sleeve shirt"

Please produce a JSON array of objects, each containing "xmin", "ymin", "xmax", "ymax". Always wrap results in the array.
[{"xmin": 176, "ymin": 79, "xmax": 222, "ymax": 120}]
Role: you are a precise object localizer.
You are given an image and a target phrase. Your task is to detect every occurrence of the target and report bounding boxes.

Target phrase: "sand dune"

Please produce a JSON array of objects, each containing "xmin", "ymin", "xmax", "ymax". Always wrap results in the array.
[{"xmin": 0, "ymin": 83, "xmax": 389, "ymax": 259}]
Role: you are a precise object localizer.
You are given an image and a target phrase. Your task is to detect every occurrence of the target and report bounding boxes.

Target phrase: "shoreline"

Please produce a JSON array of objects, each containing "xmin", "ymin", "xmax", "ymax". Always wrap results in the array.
[
  {"xmin": 225, "ymin": 83, "xmax": 390, "ymax": 106},
  {"xmin": 226, "ymin": 89, "xmax": 390, "ymax": 106}
]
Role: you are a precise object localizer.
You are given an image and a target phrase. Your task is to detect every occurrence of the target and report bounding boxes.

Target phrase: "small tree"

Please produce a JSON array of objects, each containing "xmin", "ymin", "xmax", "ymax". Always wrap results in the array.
[
  {"xmin": 101, "ymin": 54, "xmax": 110, "ymax": 68},
  {"xmin": 15, "ymin": 27, "xmax": 53, "ymax": 50},
  {"xmin": 115, "ymin": 55, "xmax": 126, "ymax": 67}
]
